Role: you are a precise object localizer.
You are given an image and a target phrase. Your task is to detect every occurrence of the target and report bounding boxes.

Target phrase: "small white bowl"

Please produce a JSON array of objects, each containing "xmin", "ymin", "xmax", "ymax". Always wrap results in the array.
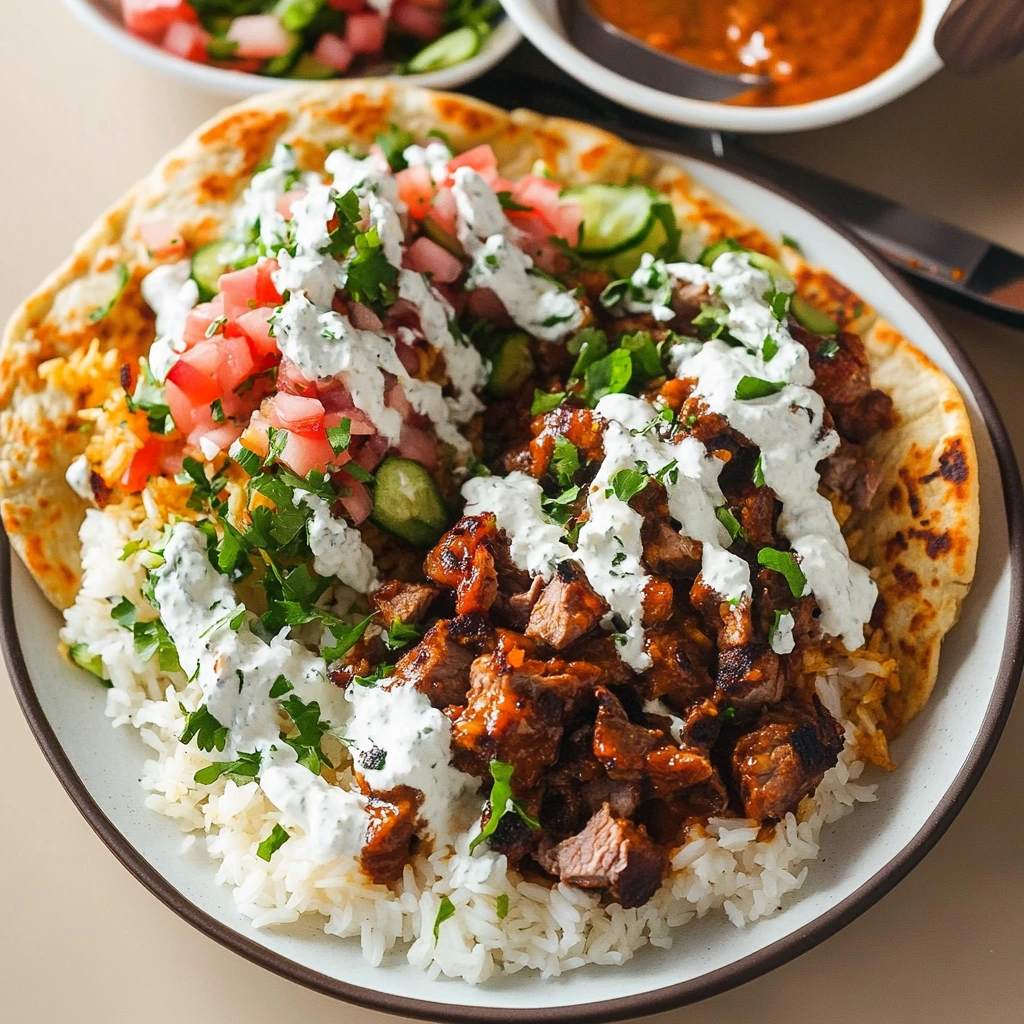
[
  {"xmin": 500, "ymin": 0, "xmax": 946, "ymax": 133},
  {"xmin": 61, "ymin": 0, "xmax": 522, "ymax": 96}
]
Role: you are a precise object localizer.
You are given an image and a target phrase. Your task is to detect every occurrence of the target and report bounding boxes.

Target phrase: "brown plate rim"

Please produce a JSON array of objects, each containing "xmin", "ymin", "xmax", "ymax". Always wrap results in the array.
[{"xmin": 3, "ymin": 141, "xmax": 1022, "ymax": 1024}]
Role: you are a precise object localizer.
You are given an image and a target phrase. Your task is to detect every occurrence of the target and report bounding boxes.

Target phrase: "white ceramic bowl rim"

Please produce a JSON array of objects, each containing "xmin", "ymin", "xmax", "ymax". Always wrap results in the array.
[
  {"xmin": 61, "ymin": 0, "xmax": 522, "ymax": 94},
  {"xmin": 3, "ymin": 151, "xmax": 1022, "ymax": 1024},
  {"xmin": 499, "ymin": 0, "xmax": 946, "ymax": 132}
]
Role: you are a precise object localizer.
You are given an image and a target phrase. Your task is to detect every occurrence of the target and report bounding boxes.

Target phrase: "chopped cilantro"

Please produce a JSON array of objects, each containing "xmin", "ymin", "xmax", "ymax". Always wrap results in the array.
[
  {"xmin": 817, "ymin": 338, "xmax": 840, "ymax": 359},
  {"xmin": 765, "ymin": 287, "xmax": 791, "ymax": 321},
  {"xmin": 279, "ymin": 694, "xmax": 334, "ymax": 775},
  {"xmin": 762, "ymin": 334, "xmax": 779, "ymax": 362},
  {"xmin": 179, "ymin": 704, "xmax": 228, "ymax": 753},
  {"xmin": 205, "ymin": 315, "xmax": 228, "ymax": 339},
  {"xmin": 193, "ymin": 750, "xmax": 262, "ymax": 786},
  {"xmin": 720, "ymin": 706, "xmax": 737, "ymax": 723},
  {"xmin": 352, "ymin": 664, "xmax": 395, "ymax": 687},
  {"xmin": 757, "ymin": 547, "xmax": 808, "ymax": 598},
  {"xmin": 229, "ymin": 439, "xmax": 261, "ymax": 477},
  {"xmin": 781, "ymin": 234, "xmax": 802, "ymax": 252},
  {"xmin": 327, "ymin": 417, "xmax": 352, "ymax": 455},
  {"xmin": 608, "ymin": 467, "xmax": 648, "ymax": 503},
  {"xmin": 433, "ymin": 896, "xmax": 455, "ymax": 943},
  {"xmin": 715, "ymin": 506, "xmax": 747, "ymax": 544},
  {"xmin": 619, "ymin": 331, "xmax": 664, "ymax": 384},
  {"xmin": 468, "ymin": 760, "xmax": 541, "ymax": 854},
  {"xmin": 495, "ymin": 893, "xmax": 509, "ymax": 919},
  {"xmin": 568, "ymin": 327, "xmax": 609, "ymax": 379},
  {"xmin": 269, "ymin": 674, "xmax": 294, "ymax": 698},
  {"xmin": 256, "ymin": 823, "xmax": 290, "ymax": 862},
  {"xmin": 264, "ymin": 426, "xmax": 289, "ymax": 467},
  {"xmin": 111, "ymin": 596, "xmax": 137, "ymax": 628},
  {"xmin": 550, "ymin": 436, "xmax": 580, "ymax": 487},
  {"xmin": 383, "ymin": 619, "xmax": 421, "ymax": 651},
  {"xmin": 210, "ymin": 398, "xmax": 225, "ymax": 423},
  {"xmin": 752, "ymin": 455, "xmax": 765, "ymax": 488},
  {"xmin": 598, "ymin": 278, "xmax": 630, "ymax": 309},
  {"xmin": 734, "ymin": 376, "xmax": 786, "ymax": 401},
  {"xmin": 345, "ymin": 227, "xmax": 398, "ymax": 312},
  {"xmin": 582, "ymin": 348, "xmax": 632, "ymax": 406},
  {"xmin": 531, "ymin": 389, "xmax": 565, "ymax": 416},
  {"xmin": 375, "ymin": 124, "xmax": 415, "ymax": 171}
]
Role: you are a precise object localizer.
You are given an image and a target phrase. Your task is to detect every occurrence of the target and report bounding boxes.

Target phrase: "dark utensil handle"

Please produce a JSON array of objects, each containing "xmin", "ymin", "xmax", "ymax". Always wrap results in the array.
[{"xmin": 935, "ymin": 0, "xmax": 1024, "ymax": 75}]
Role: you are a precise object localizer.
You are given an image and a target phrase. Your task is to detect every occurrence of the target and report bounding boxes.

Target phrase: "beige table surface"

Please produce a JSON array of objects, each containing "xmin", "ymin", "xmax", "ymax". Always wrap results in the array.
[{"xmin": 2, "ymin": 5, "xmax": 1023, "ymax": 1023}]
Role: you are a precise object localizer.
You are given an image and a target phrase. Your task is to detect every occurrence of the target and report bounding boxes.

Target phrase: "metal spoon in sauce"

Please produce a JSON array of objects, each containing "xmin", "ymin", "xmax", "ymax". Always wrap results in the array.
[{"xmin": 557, "ymin": 0, "xmax": 772, "ymax": 102}]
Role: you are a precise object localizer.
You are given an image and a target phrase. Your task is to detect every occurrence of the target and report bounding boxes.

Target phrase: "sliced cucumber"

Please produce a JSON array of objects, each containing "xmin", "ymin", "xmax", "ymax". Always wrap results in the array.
[
  {"xmin": 191, "ymin": 239, "xmax": 237, "ymax": 302},
  {"xmin": 698, "ymin": 237, "xmax": 743, "ymax": 267},
  {"xmin": 273, "ymin": 0, "xmax": 324, "ymax": 32},
  {"xmin": 405, "ymin": 26, "xmax": 481, "ymax": 74},
  {"xmin": 605, "ymin": 213, "xmax": 672, "ymax": 278},
  {"xmin": 562, "ymin": 184, "xmax": 658, "ymax": 258},
  {"xmin": 263, "ymin": 33, "xmax": 304, "ymax": 76},
  {"xmin": 286, "ymin": 52, "xmax": 337, "ymax": 80},
  {"xmin": 370, "ymin": 457, "xmax": 449, "ymax": 548},
  {"xmin": 487, "ymin": 332, "xmax": 535, "ymax": 397},
  {"xmin": 791, "ymin": 295, "xmax": 840, "ymax": 336},
  {"xmin": 748, "ymin": 251, "xmax": 794, "ymax": 284}
]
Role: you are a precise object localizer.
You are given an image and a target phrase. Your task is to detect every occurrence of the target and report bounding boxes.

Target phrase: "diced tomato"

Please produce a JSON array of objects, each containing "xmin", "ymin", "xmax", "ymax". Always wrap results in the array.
[
  {"xmin": 350, "ymin": 432, "xmax": 389, "ymax": 473},
  {"xmin": 256, "ymin": 259, "xmax": 284, "ymax": 306},
  {"xmin": 268, "ymin": 392, "xmax": 326, "ymax": 436},
  {"xmin": 448, "ymin": 145, "xmax": 498, "ymax": 175},
  {"xmin": 385, "ymin": 379, "xmax": 414, "ymax": 419},
  {"xmin": 183, "ymin": 296, "xmax": 226, "ymax": 348},
  {"xmin": 348, "ymin": 301, "xmax": 383, "ymax": 331},
  {"xmin": 427, "ymin": 186, "xmax": 458, "ymax": 234},
  {"xmin": 312, "ymin": 32, "xmax": 354, "ymax": 72},
  {"xmin": 162, "ymin": 20, "xmax": 210, "ymax": 62},
  {"xmin": 394, "ymin": 339, "xmax": 420, "ymax": 376},
  {"xmin": 165, "ymin": 379, "xmax": 196, "ymax": 436},
  {"xmin": 226, "ymin": 15, "xmax": 295, "ymax": 59},
  {"xmin": 327, "ymin": 0, "xmax": 364, "ymax": 10},
  {"xmin": 218, "ymin": 265, "xmax": 259, "ymax": 320},
  {"xmin": 391, "ymin": 1, "xmax": 443, "ymax": 39},
  {"xmin": 278, "ymin": 358, "xmax": 319, "ymax": 397},
  {"xmin": 397, "ymin": 424, "xmax": 439, "ymax": 470},
  {"xmin": 216, "ymin": 335, "xmax": 256, "ymax": 394},
  {"xmin": 121, "ymin": 0, "xmax": 196, "ymax": 39},
  {"xmin": 120, "ymin": 436, "xmax": 163, "ymax": 493},
  {"xmin": 336, "ymin": 472, "xmax": 373, "ymax": 523},
  {"xmin": 276, "ymin": 189, "xmax": 307, "ymax": 220},
  {"xmin": 346, "ymin": 12, "xmax": 387, "ymax": 54},
  {"xmin": 167, "ymin": 351, "xmax": 221, "ymax": 406},
  {"xmin": 396, "ymin": 165, "xmax": 435, "ymax": 220},
  {"xmin": 196, "ymin": 423, "xmax": 244, "ymax": 456},
  {"xmin": 404, "ymin": 236, "xmax": 463, "ymax": 283},
  {"xmin": 325, "ymin": 409, "xmax": 374, "ymax": 436},
  {"xmin": 235, "ymin": 307, "xmax": 278, "ymax": 356},
  {"xmin": 280, "ymin": 431, "xmax": 337, "ymax": 477},
  {"xmin": 139, "ymin": 219, "xmax": 187, "ymax": 259}
]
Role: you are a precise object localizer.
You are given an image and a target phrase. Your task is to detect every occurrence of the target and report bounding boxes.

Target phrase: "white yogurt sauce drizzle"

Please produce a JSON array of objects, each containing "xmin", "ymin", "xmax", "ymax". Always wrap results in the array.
[{"xmin": 139, "ymin": 261, "xmax": 199, "ymax": 382}]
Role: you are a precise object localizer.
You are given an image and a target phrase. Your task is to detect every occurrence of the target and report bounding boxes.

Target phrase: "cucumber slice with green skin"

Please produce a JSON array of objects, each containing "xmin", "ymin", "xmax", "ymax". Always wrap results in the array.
[
  {"xmin": 698, "ymin": 237, "xmax": 744, "ymax": 267},
  {"xmin": 747, "ymin": 251, "xmax": 793, "ymax": 284},
  {"xmin": 486, "ymin": 332, "xmax": 535, "ymax": 397},
  {"xmin": 605, "ymin": 215, "xmax": 671, "ymax": 278},
  {"xmin": 286, "ymin": 52, "xmax": 337, "ymax": 80},
  {"xmin": 562, "ymin": 184, "xmax": 658, "ymax": 258},
  {"xmin": 791, "ymin": 295, "xmax": 840, "ymax": 336},
  {"xmin": 263, "ymin": 33, "xmax": 304, "ymax": 76},
  {"xmin": 273, "ymin": 0, "xmax": 324, "ymax": 32},
  {"xmin": 404, "ymin": 26, "xmax": 481, "ymax": 74},
  {"xmin": 370, "ymin": 457, "xmax": 449, "ymax": 548},
  {"xmin": 191, "ymin": 239, "xmax": 237, "ymax": 302}
]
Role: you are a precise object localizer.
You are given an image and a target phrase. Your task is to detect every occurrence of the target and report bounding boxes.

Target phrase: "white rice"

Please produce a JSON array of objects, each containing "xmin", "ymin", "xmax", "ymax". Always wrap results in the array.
[{"xmin": 62, "ymin": 505, "xmax": 878, "ymax": 983}]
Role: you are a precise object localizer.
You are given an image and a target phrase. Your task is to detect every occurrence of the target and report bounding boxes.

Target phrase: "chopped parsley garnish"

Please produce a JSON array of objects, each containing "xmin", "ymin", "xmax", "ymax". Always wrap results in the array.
[
  {"xmin": 433, "ymin": 896, "xmax": 455, "ymax": 943},
  {"xmin": 375, "ymin": 124, "xmax": 415, "ymax": 171},
  {"xmin": 757, "ymin": 547, "xmax": 808, "ymax": 598},
  {"xmin": 734, "ymin": 376, "xmax": 786, "ymax": 401},
  {"xmin": 715, "ymin": 506, "xmax": 747, "ymax": 544},
  {"xmin": 817, "ymin": 338, "xmax": 840, "ymax": 359},
  {"xmin": 256, "ymin": 824, "xmax": 290, "ymax": 862},
  {"xmin": 205, "ymin": 315, "xmax": 228, "ymax": 339},
  {"xmin": 762, "ymin": 334, "xmax": 779, "ymax": 362},
  {"xmin": 531, "ymin": 389, "xmax": 565, "ymax": 416},
  {"xmin": 720, "ymin": 706, "xmax": 737, "ymax": 724},
  {"xmin": 382, "ymin": 619, "xmax": 421, "ymax": 651},
  {"xmin": 781, "ymin": 234, "xmax": 802, "ymax": 252},
  {"xmin": 692, "ymin": 303, "xmax": 731, "ymax": 341},
  {"xmin": 179, "ymin": 704, "xmax": 228, "ymax": 753},
  {"xmin": 279, "ymin": 694, "xmax": 334, "ymax": 775},
  {"xmin": 607, "ymin": 467, "xmax": 648, "ymax": 503},
  {"xmin": 495, "ymin": 893, "xmax": 509, "ymax": 919},
  {"xmin": 133, "ymin": 618, "xmax": 182, "ymax": 672},
  {"xmin": 550, "ymin": 436, "xmax": 580, "ymax": 487},
  {"xmin": 269, "ymin": 674, "xmax": 293, "ymax": 698},
  {"xmin": 469, "ymin": 760, "xmax": 541, "ymax": 854},
  {"xmin": 88, "ymin": 262, "xmax": 130, "ymax": 323},
  {"xmin": 582, "ymin": 348, "xmax": 632, "ymax": 406},
  {"xmin": 541, "ymin": 483, "xmax": 580, "ymax": 526},
  {"xmin": 111, "ymin": 595, "xmax": 137, "ymax": 628},
  {"xmin": 619, "ymin": 331, "xmax": 664, "ymax": 384},
  {"xmin": 567, "ymin": 327, "xmax": 608, "ymax": 378},
  {"xmin": 326, "ymin": 417, "xmax": 352, "ymax": 455},
  {"xmin": 193, "ymin": 750, "xmax": 262, "ymax": 786},
  {"xmin": 229, "ymin": 439, "xmax": 261, "ymax": 476},
  {"xmin": 210, "ymin": 398, "xmax": 225, "ymax": 423},
  {"xmin": 324, "ymin": 188, "xmax": 361, "ymax": 257},
  {"xmin": 178, "ymin": 456, "xmax": 228, "ymax": 513},
  {"xmin": 752, "ymin": 455, "xmax": 765, "ymax": 488},
  {"xmin": 352, "ymin": 664, "xmax": 395, "ymax": 687},
  {"xmin": 68, "ymin": 643, "xmax": 110, "ymax": 686},
  {"xmin": 345, "ymin": 227, "xmax": 398, "ymax": 312},
  {"xmin": 264, "ymin": 426, "xmax": 289, "ymax": 467},
  {"xmin": 764, "ymin": 286, "xmax": 791, "ymax": 321}
]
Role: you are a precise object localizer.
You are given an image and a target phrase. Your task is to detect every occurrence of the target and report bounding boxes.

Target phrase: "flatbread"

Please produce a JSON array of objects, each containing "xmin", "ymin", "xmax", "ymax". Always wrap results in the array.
[{"xmin": 0, "ymin": 81, "xmax": 978, "ymax": 734}]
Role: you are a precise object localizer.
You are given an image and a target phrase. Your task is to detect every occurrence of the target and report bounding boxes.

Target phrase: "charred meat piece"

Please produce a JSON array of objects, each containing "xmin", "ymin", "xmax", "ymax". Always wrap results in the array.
[
  {"xmin": 641, "ymin": 577, "xmax": 675, "ymax": 627},
  {"xmin": 832, "ymin": 388, "xmax": 894, "ymax": 444},
  {"xmin": 732, "ymin": 696, "xmax": 844, "ymax": 820},
  {"xmin": 328, "ymin": 630, "xmax": 387, "ymax": 689},
  {"xmin": 733, "ymin": 483, "xmax": 777, "ymax": 548},
  {"xmin": 480, "ymin": 799, "xmax": 538, "ymax": 866},
  {"xmin": 581, "ymin": 776, "xmax": 642, "ymax": 818},
  {"xmin": 503, "ymin": 575, "xmax": 544, "ymax": 631},
  {"xmin": 690, "ymin": 578, "xmax": 784, "ymax": 707},
  {"xmin": 526, "ymin": 561, "xmax": 609, "ymax": 650},
  {"xmin": 371, "ymin": 579, "xmax": 439, "ymax": 629},
  {"xmin": 425, "ymin": 515, "xmax": 499, "ymax": 616},
  {"xmin": 819, "ymin": 441, "xmax": 883, "ymax": 511},
  {"xmin": 641, "ymin": 619, "xmax": 715, "ymax": 706},
  {"xmin": 389, "ymin": 619, "xmax": 475, "ymax": 708},
  {"xmin": 361, "ymin": 785, "xmax": 422, "ymax": 883},
  {"xmin": 452, "ymin": 654, "xmax": 599, "ymax": 789},
  {"xmin": 672, "ymin": 279, "xmax": 712, "ymax": 328},
  {"xmin": 642, "ymin": 520, "xmax": 703, "ymax": 579},
  {"xmin": 535, "ymin": 804, "xmax": 667, "ymax": 909}
]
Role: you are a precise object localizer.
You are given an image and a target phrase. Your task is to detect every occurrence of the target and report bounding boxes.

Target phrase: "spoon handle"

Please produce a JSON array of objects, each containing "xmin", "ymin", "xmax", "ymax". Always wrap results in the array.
[{"xmin": 935, "ymin": 0, "xmax": 1024, "ymax": 75}]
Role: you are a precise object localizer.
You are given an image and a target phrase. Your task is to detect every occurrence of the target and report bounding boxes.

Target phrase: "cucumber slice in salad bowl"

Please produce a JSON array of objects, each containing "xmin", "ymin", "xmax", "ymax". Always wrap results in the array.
[{"xmin": 62, "ymin": 0, "xmax": 521, "ymax": 95}]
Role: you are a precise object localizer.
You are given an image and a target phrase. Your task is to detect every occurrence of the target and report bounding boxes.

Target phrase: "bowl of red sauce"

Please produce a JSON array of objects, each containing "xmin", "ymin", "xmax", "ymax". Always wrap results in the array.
[{"xmin": 501, "ymin": 0, "xmax": 946, "ymax": 132}]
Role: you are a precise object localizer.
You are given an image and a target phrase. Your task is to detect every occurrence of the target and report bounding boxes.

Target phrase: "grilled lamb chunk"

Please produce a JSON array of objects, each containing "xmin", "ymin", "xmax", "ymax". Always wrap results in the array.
[
  {"xmin": 642, "ymin": 520, "xmax": 703, "ymax": 579},
  {"xmin": 641, "ymin": 619, "xmax": 715, "ymax": 706},
  {"xmin": 535, "ymin": 804, "xmax": 667, "ymax": 908},
  {"xmin": 480, "ymin": 800, "xmax": 537, "ymax": 866},
  {"xmin": 502, "ymin": 575, "xmax": 544, "ymax": 630},
  {"xmin": 389, "ymin": 619, "xmax": 474, "ymax": 708},
  {"xmin": 732, "ymin": 697, "xmax": 844, "ymax": 820},
  {"xmin": 371, "ymin": 579, "xmax": 439, "ymax": 629},
  {"xmin": 581, "ymin": 777, "xmax": 642, "ymax": 818},
  {"xmin": 819, "ymin": 441, "xmax": 883, "ymax": 511},
  {"xmin": 679, "ymin": 698, "xmax": 723, "ymax": 750},
  {"xmin": 526, "ymin": 560, "xmax": 609, "ymax": 650},
  {"xmin": 425, "ymin": 515, "xmax": 499, "ymax": 616},
  {"xmin": 361, "ymin": 785, "xmax": 421, "ymax": 883},
  {"xmin": 734, "ymin": 483, "xmax": 777, "ymax": 548},
  {"xmin": 452, "ymin": 654, "xmax": 599, "ymax": 789},
  {"xmin": 671, "ymin": 279, "xmax": 711, "ymax": 326}
]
